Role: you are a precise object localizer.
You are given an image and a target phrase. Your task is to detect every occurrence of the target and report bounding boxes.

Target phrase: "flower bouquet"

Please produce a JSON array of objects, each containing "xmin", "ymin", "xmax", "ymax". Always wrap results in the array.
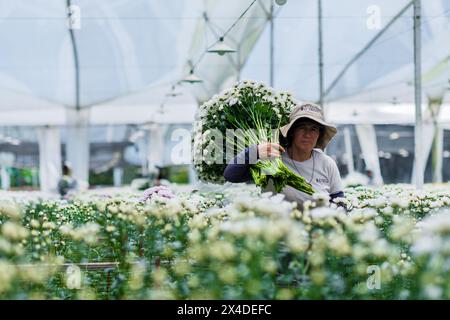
[{"xmin": 193, "ymin": 80, "xmax": 314, "ymax": 195}]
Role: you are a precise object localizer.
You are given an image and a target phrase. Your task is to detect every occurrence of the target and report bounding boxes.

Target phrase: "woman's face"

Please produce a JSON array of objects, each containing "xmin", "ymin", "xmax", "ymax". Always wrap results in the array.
[{"xmin": 291, "ymin": 120, "xmax": 321, "ymax": 153}]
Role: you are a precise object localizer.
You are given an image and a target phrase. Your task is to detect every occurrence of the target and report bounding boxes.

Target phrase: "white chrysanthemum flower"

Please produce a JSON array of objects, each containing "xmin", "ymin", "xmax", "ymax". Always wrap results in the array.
[
  {"xmin": 358, "ymin": 222, "xmax": 380, "ymax": 243},
  {"xmin": 0, "ymin": 203, "xmax": 23, "ymax": 220},
  {"xmin": 30, "ymin": 219, "xmax": 40, "ymax": 229},
  {"xmin": 228, "ymin": 97, "xmax": 238, "ymax": 106},
  {"xmin": 390, "ymin": 215, "xmax": 415, "ymax": 240},
  {"xmin": 1, "ymin": 221, "xmax": 29, "ymax": 241},
  {"xmin": 310, "ymin": 207, "xmax": 339, "ymax": 220},
  {"xmin": 0, "ymin": 260, "xmax": 17, "ymax": 293},
  {"xmin": 59, "ymin": 224, "xmax": 73, "ymax": 236},
  {"xmin": 381, "ymin": 205, "xmax": 393, "ymax": 216},
  {"xmin": 420, "ymin": 210, "xmax": 450, "ymax": 235},
  {"xmin": 286, "ymin": 223, "xmax": 309, "ymax": 253},
  {"xmin": 208, "ymin": 240, "xmax": 236, "ymax": 261},
  {"xmin": 423, "ymin": 284, "xmax": 443, "ymax": 299},
  {"xmin": 71, "ymin": 222, "xmax": 100, "ymax": 245},
  {"xmin": 390, "ymin": 197, "xmax": 409, "ymax": 209},
  {"xmin": 327, "ymin": 231, "xmax": 351, "ymax": 256},
  {"xmin": 411, "ymin": 209, "xmax": 450, "ymax": 256},
  {"xmin": 66, "ymin": 265, "xmax": 83, "ymax": 290}
]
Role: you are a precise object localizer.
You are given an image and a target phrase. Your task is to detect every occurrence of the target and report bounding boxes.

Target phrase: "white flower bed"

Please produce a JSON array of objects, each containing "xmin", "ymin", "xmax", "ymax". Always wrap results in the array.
[{"xmin": 0, "ymin": 183, "xmax": 449, "ymax": 299}]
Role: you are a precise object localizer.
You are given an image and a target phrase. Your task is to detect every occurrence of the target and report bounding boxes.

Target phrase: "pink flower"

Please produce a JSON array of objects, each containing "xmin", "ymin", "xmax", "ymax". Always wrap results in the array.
[{"xmin": 141, "ymin": 186, "xmax": 174, "ymax": 201}]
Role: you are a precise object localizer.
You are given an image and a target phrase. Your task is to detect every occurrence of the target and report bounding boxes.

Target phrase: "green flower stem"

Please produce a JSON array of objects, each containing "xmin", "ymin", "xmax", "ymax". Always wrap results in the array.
[{"xmin": 250, "ymin": 158, "xmax": 315, "ymax": 195}]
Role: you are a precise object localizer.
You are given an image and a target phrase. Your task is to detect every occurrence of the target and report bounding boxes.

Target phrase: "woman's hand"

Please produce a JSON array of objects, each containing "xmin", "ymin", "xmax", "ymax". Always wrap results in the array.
[{"xmin": 257, "ymin": 143, "xmax": 286, "ymax": 160}]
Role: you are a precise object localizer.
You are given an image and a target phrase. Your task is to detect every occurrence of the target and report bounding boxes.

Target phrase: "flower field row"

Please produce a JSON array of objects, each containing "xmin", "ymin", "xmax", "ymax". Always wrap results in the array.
[{"xmin": 1, "ymin": 184, "xmax": 450, "ymax": 299}]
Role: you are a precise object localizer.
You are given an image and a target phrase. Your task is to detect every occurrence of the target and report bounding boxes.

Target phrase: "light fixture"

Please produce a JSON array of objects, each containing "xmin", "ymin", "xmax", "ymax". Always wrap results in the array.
[
  {"xmin": 398, "ymin": 148, "xmax": 409, "ymax": 158},
  {"xmin": 165, "ymin": 91, "xmax": 182, "ymax": 97},
  {"xmin": 392, "ymin": 96, "xmax": 398, "ymax": 105},
  {"xmin": 181, "ymin": 70, "xmax": 203, "ymax": 84},
  {"xmin": 166, "ymin": 85, "xmax": 183, "ymax": 97},
  {"xmin": 157, "ymin": 103, "xmax": 165, "ymax": 114},
  {"xmin": 389, "ymin": 132, "xmax": 400, "ymax": 140},
  {"xmin": 207, "ymin": 37, "xmax": 236, "ymax": 56},
  {"xmin": 275, "ymin": 0, "xmax": 287, "ymax": 5}
]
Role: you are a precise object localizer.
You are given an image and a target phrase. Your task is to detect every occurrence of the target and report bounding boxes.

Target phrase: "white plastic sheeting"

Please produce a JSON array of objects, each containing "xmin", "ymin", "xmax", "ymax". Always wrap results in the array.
[
  {"xmin": 242, "ymin": 0, "xmax": 450, "ymax": 104},
  {"xmin": 1, "ymin": 0, "xmax": 447, "ymax": 123},
  {"xmin": 0, "ymin": 0, "xmax": 271, "ymax": 132},
  {"xmin": 37, "ymin": 127, "xmax": 61, "ymax": 192},
  {"xmin": 89, "ymin": 85, "xmax": 198, "ymax": 125},
  {"xmin": 0, "ymin": 0, "xmax": 185, "ymax": 108},
  {"xmin": 326, "ymin": 102, "xmax": 450, "ymax": 125}
]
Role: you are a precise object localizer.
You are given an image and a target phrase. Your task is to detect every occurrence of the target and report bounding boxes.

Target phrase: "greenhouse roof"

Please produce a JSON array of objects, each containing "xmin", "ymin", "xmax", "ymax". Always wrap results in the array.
[{"xmin": 0, "ymin": 0, "xmax": 448, "ymax": 126}]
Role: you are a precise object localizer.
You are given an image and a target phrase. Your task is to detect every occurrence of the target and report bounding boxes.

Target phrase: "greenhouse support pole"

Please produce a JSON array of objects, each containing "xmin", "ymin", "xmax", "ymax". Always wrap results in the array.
[
  {"xmin": 113, "ymin": 167, "xmax": 124, "ymax": 187},
  {"xmin": 343, "ymin": 127, "xmax": 354, "ymax": 174},
  {"xmin": 355, "ymin": 124, "xmax": 383, "ymax": 186},
  {"xmin": 236, "ymin": 44, "xmax": 241, "ymax": 81},
  {"xmin": 147, "ymin": 123, "xmax": 168, "ymax": 174},
  {"xmin": 32, "ymin": 168, "xmax": 39, "ymax": 188},
  {"xmin": 432, "ymin": 126, "xmax": 443, "ymax": 183},
  {"xmin": 269, "ymin": 1, "xmax": 274, "ymax": 87},
  {"xmin": 188, "ymin": 164, "xmax": 197, "ymax": 185},
  {"xmin": 37, "ymin": 126, "xmax": 62, "ymax": 193},
  {"xmin": 67, "ymin": 0, "xmax": 80, "ymax": 112},
  {"xmin": 66, "ymin": 109, "xmax": 90, "ymax": 185},
  {"xmin": 0, "ymin": 152, "xmax": 14, "ymax": 190},
  {"xmin": 66, "ymin": 0, "xmax": 90, "ymax": 186},
  {"xmin": 139, "ymin": 137, "xmax": 149, "ymax": 176},
  {"xmin": 0, "ymin": 166, "xmax": 10, "ymax": 190},
  {"xmin": 318, "ymin": 0, "xmax": 324, "ymax": 107},
  {"xmin": 414, "ymin": 0, "xmax": 424, "ymax": 189}
]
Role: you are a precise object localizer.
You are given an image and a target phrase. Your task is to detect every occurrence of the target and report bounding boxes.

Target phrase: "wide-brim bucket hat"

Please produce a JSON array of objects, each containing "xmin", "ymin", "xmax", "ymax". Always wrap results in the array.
[{"xmin": 280, "ymin": 103, "xmax": 337, "ymax": 150}]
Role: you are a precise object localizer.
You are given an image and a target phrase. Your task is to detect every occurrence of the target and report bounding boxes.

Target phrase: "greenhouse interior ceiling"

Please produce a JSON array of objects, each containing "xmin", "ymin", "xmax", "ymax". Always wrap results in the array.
[{"xmin": 0, "ymin": 0, "xmax": 449, "ymax": 192}]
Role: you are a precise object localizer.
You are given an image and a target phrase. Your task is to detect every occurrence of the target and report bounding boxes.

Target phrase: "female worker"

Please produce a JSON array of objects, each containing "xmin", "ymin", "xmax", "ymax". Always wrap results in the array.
[{"xmin": 224, "ymin": 102, "xmax": 344, "ymax": 207}]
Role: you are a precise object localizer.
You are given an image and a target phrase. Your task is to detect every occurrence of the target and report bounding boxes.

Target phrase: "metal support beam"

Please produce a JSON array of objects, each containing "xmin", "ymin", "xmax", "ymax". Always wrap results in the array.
[
  {"xmin": 269, "ymin": 1, "xmax": 274, "ymax": 87},
  {"xmin": 318, "ymin": 0, "xmax": 324, "ymax": 107},
  {"xmin": 414, "ymin": 0, "xmax": 423, "ymax": 189},
  {"xmin": 67, "ymin": 0, "xmax": 81, "ymax": 111},
  {"xmin": 0, "ymin": 166, "xmax": 10, "ymax": 190},
  {"xmin": 343, "ymin": 127, "xmax": 355, "ymax": 174},
  {"xmin": 432, "ymin": 126, "xmax": 443, "ymax": 183},
  {"xmin": 236, "ymin": 44, "xmax": 241, "ymax": 82}
]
